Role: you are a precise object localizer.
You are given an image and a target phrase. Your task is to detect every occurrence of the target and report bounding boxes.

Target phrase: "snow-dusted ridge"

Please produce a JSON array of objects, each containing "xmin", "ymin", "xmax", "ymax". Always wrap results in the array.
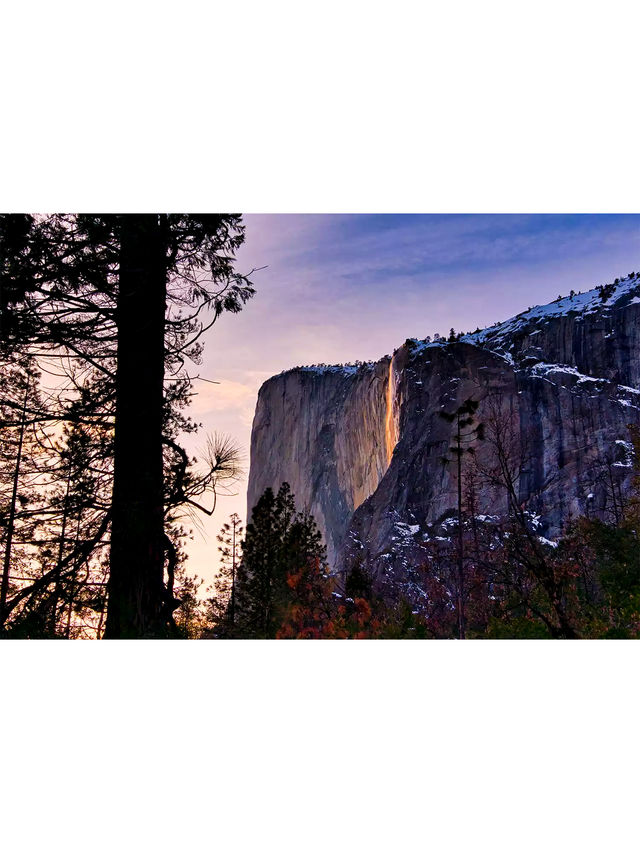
[
  {"xmin": 459, "ymin": 271, "xmax": 640, "ymax": 354},
  {"xmin": 404, "ymin": 272, "xmax": 640, "ymax": 358},
  {"xmin": 281, "ymin": 272, "xmax": 640, "ymax": 377},
  {"xmin": 277, "ymin": 360, "xmax": 376, "ymax": 378}
]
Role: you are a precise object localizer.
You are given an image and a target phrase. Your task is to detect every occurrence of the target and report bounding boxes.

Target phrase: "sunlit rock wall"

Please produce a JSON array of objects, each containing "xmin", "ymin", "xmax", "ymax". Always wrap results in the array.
[{"xmin": 247, "ymin": 359, "xmax": 393, "ymax": 565}]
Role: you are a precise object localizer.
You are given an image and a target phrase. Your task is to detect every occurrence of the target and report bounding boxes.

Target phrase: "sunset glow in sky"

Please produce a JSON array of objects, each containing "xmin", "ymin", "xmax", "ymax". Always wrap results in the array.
[{"xmin": 184, "ymin": 214, "xmax": 640, "ymax": 585}]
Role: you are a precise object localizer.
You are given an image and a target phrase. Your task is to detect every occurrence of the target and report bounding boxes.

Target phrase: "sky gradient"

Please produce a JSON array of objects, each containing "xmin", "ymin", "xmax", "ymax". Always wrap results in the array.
[{"xmin": 184, "ymin": 214, "xmax": 640, "ymax": 585}]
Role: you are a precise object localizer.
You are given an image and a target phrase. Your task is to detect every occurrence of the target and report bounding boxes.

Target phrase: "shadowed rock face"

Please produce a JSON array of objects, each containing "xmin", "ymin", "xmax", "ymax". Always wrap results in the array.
[{"xmin": 248, "ymin": 274, "xmax": 640, "ymax": 591}]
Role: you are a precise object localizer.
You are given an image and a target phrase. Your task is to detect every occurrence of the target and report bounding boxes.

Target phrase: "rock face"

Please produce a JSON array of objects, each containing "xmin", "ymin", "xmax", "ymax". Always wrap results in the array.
[
  {"xmin": 248, "ymin": 274, "xmax": 640, "ymax": 593},
  {"xmin": 247, "ymin": 360, "xmax": 391, "ymax": 565}
]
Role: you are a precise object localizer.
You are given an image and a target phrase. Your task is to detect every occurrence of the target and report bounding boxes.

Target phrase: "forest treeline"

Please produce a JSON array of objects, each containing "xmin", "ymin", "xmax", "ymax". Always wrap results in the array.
[
  {"xmin": 176, "ymin": 423, "xmax": 640, "ymax": 639},
  {"xmin": 0, "ymin": 214, "xmax": 254, "ymax": 638},
  {"xmin": 185, "ymin": 387, "xmax": 640, "ymax": 639}
]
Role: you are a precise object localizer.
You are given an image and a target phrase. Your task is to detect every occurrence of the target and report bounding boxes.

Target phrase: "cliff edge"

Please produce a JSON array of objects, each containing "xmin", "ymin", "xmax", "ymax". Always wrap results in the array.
[{"xmin": 248, "ymin": 273, "xmax": 640, "ymax": 592}]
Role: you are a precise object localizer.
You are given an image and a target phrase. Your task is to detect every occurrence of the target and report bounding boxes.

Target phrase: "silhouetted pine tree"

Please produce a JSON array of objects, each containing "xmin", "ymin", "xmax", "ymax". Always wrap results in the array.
[
  {"xmin": 0, "ymin": 214, "xmax": 255, "ymax": 638},
  {"xmin": 206, "ymin": 512, "xmax": 244, "ymax": 636},
  {"xmin": 439, "ymin": 398, "xmax": 485, "ymax": 639},
  {"xmin": 234, "ymin": 483, "xmax": 325, "ymax": 638}
]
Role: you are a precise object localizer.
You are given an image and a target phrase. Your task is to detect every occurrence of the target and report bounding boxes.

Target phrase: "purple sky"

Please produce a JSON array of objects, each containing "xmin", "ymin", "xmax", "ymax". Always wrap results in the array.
[{"xmin": 183, "ymin": 214, "xmax": 640, "ymax": 585}]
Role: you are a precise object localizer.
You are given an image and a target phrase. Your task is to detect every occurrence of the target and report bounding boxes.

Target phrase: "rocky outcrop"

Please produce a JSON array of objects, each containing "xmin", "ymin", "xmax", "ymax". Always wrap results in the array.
[
  {"xmin": 247, "ymin": 360, "xmax": 392, "ymax": 565},
  {"xmin": 248, "ymin": 273, "xmax": 640, "ymax": 592},
  {"xmin": 466, "ymin": 278, "xmax": 640, "ymax": 387}
]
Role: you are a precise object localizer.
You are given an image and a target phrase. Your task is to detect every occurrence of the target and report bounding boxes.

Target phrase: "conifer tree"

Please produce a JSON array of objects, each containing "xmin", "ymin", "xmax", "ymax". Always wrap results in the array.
[
  {"xmin": 206, "ymin": 512, "xmax": 244, "ymax": 636},
  {"xmin": 0, "ymin": 356, "xmax": 48, "ymax": 632},
  {"xmin": 0, "ymin": 214, "xmax": 255, "ymax": 638},
  {"xmin": 235, "ymin": 483, "xmax": 325, "ymax": 638},
  {"xmin": 439, "ymin": 398, "xmax": 485, "ymax": 638}
]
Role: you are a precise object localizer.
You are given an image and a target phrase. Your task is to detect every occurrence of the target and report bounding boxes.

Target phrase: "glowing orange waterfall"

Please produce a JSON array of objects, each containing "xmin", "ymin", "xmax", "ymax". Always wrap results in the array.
[{"xmin": 385, "ymin": 357, "xmax": 397, "ymax": 467}]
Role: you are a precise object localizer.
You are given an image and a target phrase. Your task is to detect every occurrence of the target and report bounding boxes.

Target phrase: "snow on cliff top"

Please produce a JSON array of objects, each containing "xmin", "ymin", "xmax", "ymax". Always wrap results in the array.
[
  {"xmin": 407, "ymin": 271, "xmax": 640, "ymax": 356},
  {"xmin": 279, "ymin": 272, "xmax": 640, "ymax": 376},
  {"xmin": 277, "ymin": 360, "xmax": 376, "ymax": 378},
  {"xmin": 462, "ymin": 272, "xmax": 640, "ymax": 349}
]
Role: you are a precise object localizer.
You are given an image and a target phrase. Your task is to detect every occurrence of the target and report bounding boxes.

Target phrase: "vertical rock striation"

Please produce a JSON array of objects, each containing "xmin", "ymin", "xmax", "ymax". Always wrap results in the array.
[{"xmin": 247, "ymin": 360, "xmax": 392, "ymax": 565}]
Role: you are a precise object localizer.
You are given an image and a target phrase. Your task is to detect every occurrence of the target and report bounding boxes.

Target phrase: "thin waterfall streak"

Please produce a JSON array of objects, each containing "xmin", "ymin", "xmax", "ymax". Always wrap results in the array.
[{"xmin": 385, "ymin": 358, "xmax": 397, "ymax": 467}]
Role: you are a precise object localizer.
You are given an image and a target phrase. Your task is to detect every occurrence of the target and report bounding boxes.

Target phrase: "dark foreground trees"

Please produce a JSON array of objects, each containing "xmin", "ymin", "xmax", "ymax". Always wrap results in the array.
[
  {"xmin": 233, "ymin": 483, "xmax": 326, "ymax": 638},
  {"xmin": 180, "ymin": 455, "xmax": 640, "ymax": 641},
  {"xmin": 412, "ymin": 405, "xmax": 640, "ymax": 639},
  {"xmin": 201, "ymin": 489, "xmax": 427, "ymax": 640},
  {"xmin": 208, "ymin": 512, "xmax": 243, "ymax": 635},
  {"xmin": 0, "ymin": 214, "xmax": 254, "ymax": 638}
]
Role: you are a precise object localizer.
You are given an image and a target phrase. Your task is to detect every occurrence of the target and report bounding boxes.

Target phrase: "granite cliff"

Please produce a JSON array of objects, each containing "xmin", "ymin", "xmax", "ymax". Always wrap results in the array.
[{"xmin": 248, "ymin": 273, "xmax": 640, "ymax": 594}]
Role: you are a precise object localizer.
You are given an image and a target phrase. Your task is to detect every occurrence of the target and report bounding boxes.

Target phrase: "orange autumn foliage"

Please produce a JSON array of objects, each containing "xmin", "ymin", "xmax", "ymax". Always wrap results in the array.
[{"xmin": 276, "ymin": 558, "xmax": 426, "ymax": 639}]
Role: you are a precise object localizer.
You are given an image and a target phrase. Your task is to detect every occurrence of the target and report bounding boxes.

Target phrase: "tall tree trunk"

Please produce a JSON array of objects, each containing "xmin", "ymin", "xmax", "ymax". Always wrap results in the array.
[
  {"xmin": 95, "ymin": 564, "xmax": 109, "ymax": 640},
  {"xmin": 65, "ymin": 515, "xmax": 82, "ymax": 639},
  {"xmin": 105, "ymin": 215, "xmax": 168, "ymax": 639},
  {"xmin": 0, "ymin": 381, "xmax": 28, "ymax": 630},
  {"xmin": 230, "ymin": 520, "xmax": 236, "ymax": 629},
  {"xmin": 50, "ymin": 466, "xmax": 72, "ymax": 636}
]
